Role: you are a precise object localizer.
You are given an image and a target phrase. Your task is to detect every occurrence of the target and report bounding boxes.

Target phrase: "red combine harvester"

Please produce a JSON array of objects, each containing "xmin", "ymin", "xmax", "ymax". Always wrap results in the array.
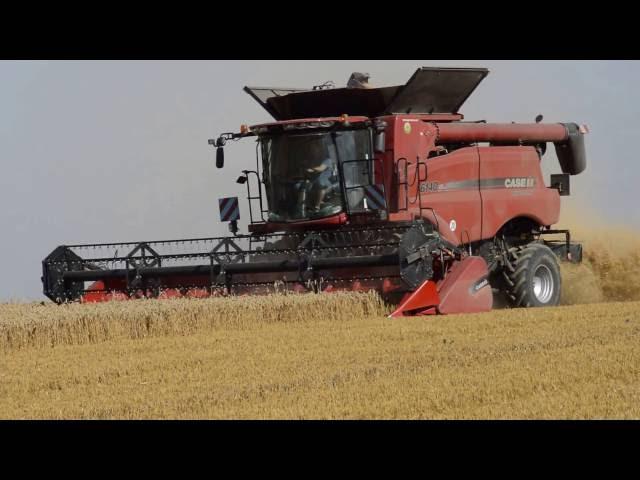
[{"xmin": 42, "ymin": 67, "xmax": 587, "ymax": 316}]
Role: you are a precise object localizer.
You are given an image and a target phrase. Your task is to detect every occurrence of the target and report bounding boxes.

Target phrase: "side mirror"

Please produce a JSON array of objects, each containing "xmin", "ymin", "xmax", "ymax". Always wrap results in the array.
[
  {"xmin": 216, "ymin": 147, "xmax": 224, "ymax": 168},
  {"xmin": 374, "ymin": 131, "xmax": 386, "ymax": 153}
]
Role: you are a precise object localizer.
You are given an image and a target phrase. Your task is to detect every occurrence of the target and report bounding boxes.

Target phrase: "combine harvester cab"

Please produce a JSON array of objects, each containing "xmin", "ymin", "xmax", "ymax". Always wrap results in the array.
[{"xmin": 42, "ymin": 67, "xmax": 588, "ymax": 316}]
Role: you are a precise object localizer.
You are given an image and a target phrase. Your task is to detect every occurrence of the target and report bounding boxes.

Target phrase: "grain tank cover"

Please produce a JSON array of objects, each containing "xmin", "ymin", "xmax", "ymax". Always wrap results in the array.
[
  {"xmin": 386, "ymin": 67, "xmax": 489, "ymax": 115},
  {"xmin": 244, "ymin": 67, "xmax": 489, "ymax": 120},
  {"xmin": 243, "ymin": 87, "xmax": 309, "ymax": 120}
]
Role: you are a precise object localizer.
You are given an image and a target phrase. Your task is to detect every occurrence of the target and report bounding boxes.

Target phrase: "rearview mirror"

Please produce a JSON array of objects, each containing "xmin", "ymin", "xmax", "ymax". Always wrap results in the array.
[
  {"xmin": 216, "ymin": 147, "xmax": 224, "ymax": 168},
  {"xmin": 374, "ymin": 132, "xmax": 385, "ymax": 153}
]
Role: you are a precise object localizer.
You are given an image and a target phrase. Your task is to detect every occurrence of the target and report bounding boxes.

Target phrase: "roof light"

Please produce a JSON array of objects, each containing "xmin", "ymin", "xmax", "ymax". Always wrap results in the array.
[
  {"xmin": 240, "ymin": 124, "xmax": 250, "ymax": 134},
  {"xmin": 579, "ymin": 124, "xmax": 589, "ymax": 134}
]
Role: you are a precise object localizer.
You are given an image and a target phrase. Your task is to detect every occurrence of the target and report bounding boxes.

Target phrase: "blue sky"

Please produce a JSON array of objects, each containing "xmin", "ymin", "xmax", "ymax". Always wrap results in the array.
[{"xmin": 1, "ymin": 60, "xmax": 637, "ymax": 300}]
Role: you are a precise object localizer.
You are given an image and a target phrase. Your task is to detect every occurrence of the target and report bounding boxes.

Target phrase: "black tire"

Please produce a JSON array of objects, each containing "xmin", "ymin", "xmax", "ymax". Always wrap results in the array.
[{"xmin": 503, "ymin": 243, "xmax": 561, "ymax": 308}]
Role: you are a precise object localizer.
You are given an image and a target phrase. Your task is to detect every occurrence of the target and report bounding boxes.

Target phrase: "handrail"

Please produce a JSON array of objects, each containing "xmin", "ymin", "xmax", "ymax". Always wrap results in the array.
[{"xmin": 396, "ymin": 157, "xmax": 409, "ymax": 211}]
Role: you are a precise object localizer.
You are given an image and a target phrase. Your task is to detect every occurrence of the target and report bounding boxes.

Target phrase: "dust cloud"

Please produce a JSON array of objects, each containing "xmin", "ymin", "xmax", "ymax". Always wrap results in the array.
[{"xmin": 558, "ymin": 206, "xmax": 640, "ymax": 304}]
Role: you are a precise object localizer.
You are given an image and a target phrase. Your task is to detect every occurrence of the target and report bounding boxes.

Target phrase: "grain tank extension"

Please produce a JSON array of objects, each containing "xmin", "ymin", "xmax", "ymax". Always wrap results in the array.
[{"xmin": 42, "ymin": 67, "xmax": 588, "ymax": 315}]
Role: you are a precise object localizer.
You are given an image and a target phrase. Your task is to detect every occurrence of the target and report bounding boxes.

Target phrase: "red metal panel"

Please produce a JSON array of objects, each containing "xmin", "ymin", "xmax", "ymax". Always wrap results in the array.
[
  {"xmin": 418, "ymin": 147, "xmax": 483, "ymax": 244},
  {"xmin": 478, "ymin": 146, "xmax": 560, "ymax": 239},
  {"xmin": 388, "ymin": 280, "xmax": 439, "ymax": 317},
  {"xmin": 436, "ymin": 256, "xmax": 492, "ymax": 314},
  {"xmin": 390, "ymin": 116, "xmax": 434, "ymax": 215},
  {"xmin": 386, "ymin": 117, "xmax": 483, "ymax": 245}
]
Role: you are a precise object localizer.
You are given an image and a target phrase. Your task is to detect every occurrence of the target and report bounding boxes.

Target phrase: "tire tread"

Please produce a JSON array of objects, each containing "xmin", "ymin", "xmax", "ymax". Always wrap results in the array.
[{"xmin": 504, "ymin": 242, "xmax": 560, "ymax": 308}]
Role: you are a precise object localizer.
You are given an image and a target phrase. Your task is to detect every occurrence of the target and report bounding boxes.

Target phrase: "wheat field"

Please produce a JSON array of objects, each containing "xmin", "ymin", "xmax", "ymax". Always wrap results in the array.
[
  {"xmin": 1, "ymin": 292, "xmax": 639, "ymax": 419},
  {"xmin": 1, "ymin": 216, "xmax": 639, "ymax": 419}
]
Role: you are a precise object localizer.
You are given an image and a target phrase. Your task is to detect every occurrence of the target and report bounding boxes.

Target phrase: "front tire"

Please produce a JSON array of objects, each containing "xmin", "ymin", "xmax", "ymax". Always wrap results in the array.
[{"xmin": 503, "ymin": 243, "xmax": 561, "ymax": 308}]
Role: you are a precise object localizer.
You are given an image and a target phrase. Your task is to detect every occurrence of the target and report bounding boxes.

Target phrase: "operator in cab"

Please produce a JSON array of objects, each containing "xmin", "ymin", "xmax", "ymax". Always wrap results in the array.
[{"xmin": 300, "ymin": 140, "xmax": 340, "ymax": 216}]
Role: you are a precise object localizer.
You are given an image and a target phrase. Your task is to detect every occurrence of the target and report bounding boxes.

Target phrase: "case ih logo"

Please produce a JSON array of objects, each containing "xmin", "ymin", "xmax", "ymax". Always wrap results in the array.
[
  {"xmin": 504, "ymin": 177, "xmax": 535, "ymax": 188},
  {"xmin": 419, "ymin": 178, "xmax": 536, "ymax": 192}
]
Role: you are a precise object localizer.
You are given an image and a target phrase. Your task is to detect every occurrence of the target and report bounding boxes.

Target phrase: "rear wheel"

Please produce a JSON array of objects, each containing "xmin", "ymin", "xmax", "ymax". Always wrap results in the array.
[{"xmin": 503, "ymin": 243, "xmax": 561, "ymax": 308}]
